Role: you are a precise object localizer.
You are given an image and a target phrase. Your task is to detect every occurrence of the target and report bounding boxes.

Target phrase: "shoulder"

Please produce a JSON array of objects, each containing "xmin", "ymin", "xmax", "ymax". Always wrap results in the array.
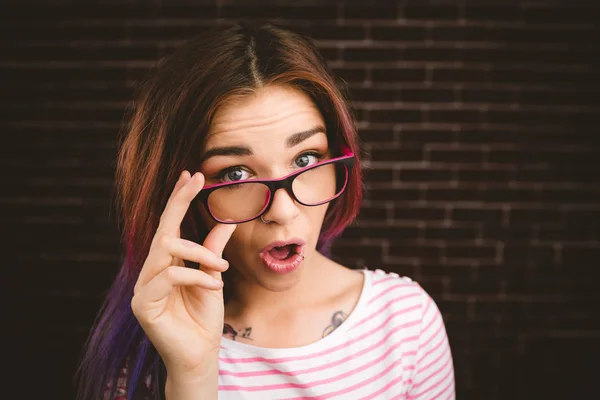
[
  {"xmin": 362, "ymin": 268, "xmax": 442, "ymax": 329},
  {"xmin": 364, "ymin": 267, "xmax": 425, "ymax": 303}
]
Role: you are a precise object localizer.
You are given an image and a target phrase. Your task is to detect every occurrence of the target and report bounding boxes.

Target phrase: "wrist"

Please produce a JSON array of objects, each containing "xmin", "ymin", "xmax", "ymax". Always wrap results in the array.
[{"xmin": 165, "ymin": 362, "xmax": 219, "ymax": 400}]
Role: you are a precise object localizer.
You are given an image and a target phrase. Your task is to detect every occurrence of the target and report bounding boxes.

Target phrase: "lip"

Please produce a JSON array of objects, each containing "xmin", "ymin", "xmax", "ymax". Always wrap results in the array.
[{"xmin": 260, "ymin": 238, "xmax": 307, "ymax": 255}]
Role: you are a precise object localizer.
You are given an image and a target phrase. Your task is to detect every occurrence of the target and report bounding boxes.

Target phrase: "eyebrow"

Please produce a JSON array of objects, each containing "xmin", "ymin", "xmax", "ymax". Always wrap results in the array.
[{"xmin": 200, "ymin": 125, "xmax": 326, "ymax": 163}]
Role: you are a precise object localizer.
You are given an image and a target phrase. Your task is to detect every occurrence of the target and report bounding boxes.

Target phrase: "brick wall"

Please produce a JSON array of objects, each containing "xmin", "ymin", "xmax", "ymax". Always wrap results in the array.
[{"xmin": 3, "ymin": 1, "xmax": 599, "ymax": 399}]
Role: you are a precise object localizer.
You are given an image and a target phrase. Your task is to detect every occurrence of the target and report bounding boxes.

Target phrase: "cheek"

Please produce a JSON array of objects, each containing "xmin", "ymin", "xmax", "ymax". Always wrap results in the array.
[
  {"xmin": 223, "ymin": 225, "xmax": 254, "ymax": 260},
  {"xmin": 195, "ymin": 202, "xmax": 215, "ymax": 228},
  {"xmin": 307, "ymin": 203, "xmax": 330, "ymax": 228}
]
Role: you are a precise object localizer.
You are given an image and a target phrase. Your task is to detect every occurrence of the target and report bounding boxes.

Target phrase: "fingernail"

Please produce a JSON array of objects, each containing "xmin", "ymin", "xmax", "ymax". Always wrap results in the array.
[
  {"xmin": 220, "ymin": 259, "xmax": 229, "ymax": 268},
  {"xmin": 213, "ymin": 278, "xmax": 224, "ymax": 288}
]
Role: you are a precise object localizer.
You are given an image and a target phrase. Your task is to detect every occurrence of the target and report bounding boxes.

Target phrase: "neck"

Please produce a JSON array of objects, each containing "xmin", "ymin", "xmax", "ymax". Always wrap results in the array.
[{"xmin": 224, "ymin": 251, "xmax": 335, "ymax": 322}]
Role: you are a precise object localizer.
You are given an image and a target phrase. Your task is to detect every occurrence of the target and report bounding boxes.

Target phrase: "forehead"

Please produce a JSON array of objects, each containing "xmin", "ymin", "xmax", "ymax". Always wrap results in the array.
[{"xmin": 206, "ymin": 85, "xmax": 324, "ymax": 145}]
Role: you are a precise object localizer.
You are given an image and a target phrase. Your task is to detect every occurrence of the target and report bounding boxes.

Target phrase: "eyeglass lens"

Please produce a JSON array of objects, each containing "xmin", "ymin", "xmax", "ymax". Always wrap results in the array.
[{"xmin": 207, "ymin": 162, "xmax": 348, "ymax": 223}]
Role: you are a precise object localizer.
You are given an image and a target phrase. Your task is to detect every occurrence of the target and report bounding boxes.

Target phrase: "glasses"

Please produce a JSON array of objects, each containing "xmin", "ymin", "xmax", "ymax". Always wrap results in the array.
[{"xmin": 195, "ymin": 152, "xmax": 355, "ymax": 224}]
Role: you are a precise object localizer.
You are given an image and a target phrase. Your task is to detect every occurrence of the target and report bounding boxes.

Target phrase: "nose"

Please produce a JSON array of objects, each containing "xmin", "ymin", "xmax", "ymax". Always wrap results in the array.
[{"xmin": 261, "ymin": 187, "xmax": 300, "ymax": 225}]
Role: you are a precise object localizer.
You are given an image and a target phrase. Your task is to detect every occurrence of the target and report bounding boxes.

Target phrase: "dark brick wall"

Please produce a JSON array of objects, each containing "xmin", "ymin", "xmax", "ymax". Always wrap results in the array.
[{"xmin": 3, "ymin": 1, "xmax": 599, "ymax": 399}]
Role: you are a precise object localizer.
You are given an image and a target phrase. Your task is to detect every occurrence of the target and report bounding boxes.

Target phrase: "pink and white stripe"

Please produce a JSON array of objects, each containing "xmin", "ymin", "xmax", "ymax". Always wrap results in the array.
[{"xmin": 217, "ymin": 269, "xmax": 455, "ymax": 399}]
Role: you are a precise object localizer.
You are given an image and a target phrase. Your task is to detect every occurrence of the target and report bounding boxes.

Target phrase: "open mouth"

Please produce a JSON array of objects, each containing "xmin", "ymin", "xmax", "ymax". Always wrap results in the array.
[
  {"xmin": 268, "ymin": 243, "xmax": 300, "ymax": 260},
  {"xmin": 259, "ymin": 239, "xmax": 306, "ymax": 273}
]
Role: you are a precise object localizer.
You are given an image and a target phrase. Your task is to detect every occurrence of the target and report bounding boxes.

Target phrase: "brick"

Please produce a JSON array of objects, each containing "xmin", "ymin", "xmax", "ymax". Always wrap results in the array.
[
  {"xmin": 481, "ymin": 188, "xmax": 539, "ymax": 203},
  {"xmin": 130, "ymin": 25, "xmax": 214, "ymax": 40},
  {"xmin": 363, "ymin": 168, "xmax": 394, "ymax": 183},
  {"xmin": 402, "ymin": 88, "xmax": 456, "ymax": 103},
  {"xmin": 369, "ymin": 187, "xmax": 421, "ymax": 202},
  {"xmin": 430, "ymin": 149, "xmax": 484, "ymax": 164},
  {"xmin": 371, "ymin": 26, "xmax": 427, "ymax": 42},
  {"xmin": 369, "ymin": 109, "xmax": 423, "ymax": 123},
  {"xmin": 3, "ymin": 44, "xmax": 161, "ymax": 62},
  {"xmin": 366, "ymin": 225, "xmax": 419, "ymax": 239},
  {"xmin": 491, "ymin": 68, "xmax": 600, "ymax": 86},
  {"xmin": 404, "ymin": 5, "xmax": 459, "ymax": 20},
  {"xmin": 562, "ymin": 245, "xmax": 600, "ymax": 264},
  {"xmin": 520, "ymin": 89, "xmax": 600, "ymax": 107},
  {"xmin": 389, "ymin": 241, "xmax": 443, "ymax": 259},
  {"xmin": 358, "ymin": 128, "xmax": 395, "ymax": 143},
  {"xmin": 1, "ymin": 5, "xmax": 163, "ymax": 20},
  {"xmin": 311, "ymin": 25, "xmax": 367, "ymax": 41},
  {"xmin": 370, "ymin": 147, "xmax": 424, "ymax": 162},
  {"xmin": 563, "ymin": 209, "xmax": 600, "ymax": 226},
  {"xmin": 504, "ymin": 244, "xmax": 557, "ymax": 263},
  {"xmin": 399, "ymin": 168, "xmax": 453, "ymax": 182},
  {"xmin": 330, "ymin": 67, "xmax": 367, "ymax": 83},
  {"xmin": 351, "ymin": 87, "xmax": 398, "ymax": 102},
  {"xmin": 488, "ymin": 150, "xmax": 539, "ymax": 165},
  {"xmin": 461, "ymin": 89, "xmax": 517, "ymax": 104},
  {"xmin": 343, "ymin": 5, "xmax": 399, "ymax": 20},
  {"xmin": 394, "ymin": 206, "xmax": 445, "ymax": 221},
  {"xmin": 445, "ymin": 244, "xmax": 496, "ymax": 260},
  {"xmin": 509, "ymin": 208, "xmax": 563, "ymax": 224},
  {"xmin": 400, "ymin": 130, "xmax": 457, "ymax": 145},
  {"xmin": 219, "ymin": 5, "xmax": 337, "ymax": 20},
  {"xmin": 430, "ymin": 26, "xmax": 489, "ymax": 42},
  {"xmin": 426, "ymin": 187, "xmax": 482, "ymax": 202},
  {"xmin": 423, "ymin": 226, "xmax": 479, "ymax": 241},
  {"xmin": 464, "ymin": 6, "xmax": 522, "ymax": 21},
  {"xmin": 457, "ymin": 169, "xmax": 512, "ymax": 182},
  {"xmin": 371, "ymin": 67, "xmax": 426, "ymax": 83},
  {"xmin": 428, "ymin": 109, "xmax": 485, "ymax": 124},
  {"xmin": 521, "ymin": 5, "xmax": 600, "ymax": 24},
  {"xmin": 343, "ymin": 47, "xmax": 400, "ymax": 62},
  {"xmin": 431, "ymin": 67, "xmax": 489, "ymax": 83},
  {"xmin": 451, "ymin": 208, "xmax": 503, "ymax": 224},
  {"xmin": 481, "ymin": 225, "xmax": 534, "ymax": 241},
  {"xmin": 316, "ymin": 46, "xmax": 340, "ymax": 61},
  {"xmin": 417, "ymin": 277, "xmax": 445, "ymax": 294},
  {"xmin": 3, "ymin": 25, "xmax": 127, "ymax": 41},
  {"xmin": 357, "ymin": 206, "xmax": 388, "ymax": 221},
  {"xmin": 512, "ymin": 169, "xmax": 600, "ymax": 184},
  {"xmin": 404, "ymin": 46, "xmax": 460, "ymax": 62},
  {"xmin": 538, "ymin": 225, "xmax": 597, "ymax": 241},
  {"xmin": 357, "ymin": 128, "xmax": 395, "ymax": 143},
  {"xmin": 330, "ymin": 242, "xmax": 383, "ymax": 260},
  {"xmin": 539, "ymin": 188, "xmax": 600, "ymax": 204}
]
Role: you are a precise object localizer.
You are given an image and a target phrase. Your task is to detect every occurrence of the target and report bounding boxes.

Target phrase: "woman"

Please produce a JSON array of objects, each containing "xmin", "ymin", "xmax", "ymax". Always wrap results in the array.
[{"xmin": 75, "ymin": 20, "xmax": 455, "ymax": 400}]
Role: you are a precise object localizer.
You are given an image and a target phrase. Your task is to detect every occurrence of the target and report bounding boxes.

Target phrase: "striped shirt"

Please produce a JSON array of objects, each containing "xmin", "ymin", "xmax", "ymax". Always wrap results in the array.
[
  {"xmin": 217, "ymin": 268, "xmax": 455, "ymax": 399},
  {"xmin": 108, "ymin": 268, "xmax": 455, "ymax": 399}
]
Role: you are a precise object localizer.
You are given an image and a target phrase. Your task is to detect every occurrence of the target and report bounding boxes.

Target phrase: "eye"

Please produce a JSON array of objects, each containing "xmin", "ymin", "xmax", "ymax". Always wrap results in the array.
[
  {"xmin": 219, "ymin": 167, "xmax": 250, "ymax": 183},
  {"xmin": 294, "ymin": 152, "xmax": 323, "ymax": 169}
]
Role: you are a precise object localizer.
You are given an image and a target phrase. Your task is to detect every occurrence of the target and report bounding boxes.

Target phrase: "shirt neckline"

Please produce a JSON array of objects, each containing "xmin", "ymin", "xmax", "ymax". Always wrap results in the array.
[{"xmin": 219, "ymin": 268, "xmax": 372, "ymax": 358}]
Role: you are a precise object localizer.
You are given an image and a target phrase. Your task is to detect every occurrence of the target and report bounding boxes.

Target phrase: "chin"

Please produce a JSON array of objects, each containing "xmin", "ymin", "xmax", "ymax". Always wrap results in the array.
[{"xmin": 258, "ymin": 273, "xmax": 303, "ymax": 293}]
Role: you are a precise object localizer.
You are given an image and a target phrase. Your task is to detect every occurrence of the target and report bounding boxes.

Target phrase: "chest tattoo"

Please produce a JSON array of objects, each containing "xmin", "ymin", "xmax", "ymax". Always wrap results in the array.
[
  {"xmin": 322, "ymin": 310, "xmax": 348, "ymax": 337},
  {"xmin": 223, "ymin": 323, "xmax": 253, "ymax": 341}
]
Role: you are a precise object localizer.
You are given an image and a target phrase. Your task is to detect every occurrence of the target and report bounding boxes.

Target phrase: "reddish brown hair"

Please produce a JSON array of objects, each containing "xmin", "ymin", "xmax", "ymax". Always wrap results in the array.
[{"xmin": 76, "ymin": 20, "xmax": 363, "ymax": 400}]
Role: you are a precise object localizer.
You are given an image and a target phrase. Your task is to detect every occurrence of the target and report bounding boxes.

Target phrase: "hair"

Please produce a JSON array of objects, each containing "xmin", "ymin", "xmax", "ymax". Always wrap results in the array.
[{"xmin": 75, "ymin": 20, "xmax": 364, "ymax": 400}]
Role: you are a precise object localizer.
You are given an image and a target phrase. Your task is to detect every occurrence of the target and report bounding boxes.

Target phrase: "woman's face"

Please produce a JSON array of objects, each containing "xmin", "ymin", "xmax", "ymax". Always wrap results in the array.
[{"xmin": 198, "ymin": 85, "xmax": 332, "ymax": 291}]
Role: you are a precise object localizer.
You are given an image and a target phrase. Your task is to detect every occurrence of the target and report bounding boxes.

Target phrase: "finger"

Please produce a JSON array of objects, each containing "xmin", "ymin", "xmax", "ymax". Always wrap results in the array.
[
  {"xmin": 157, "ymin": 172, "xmax": 205, "ymax": 236},
  {"xmin": 164, "ymin": 238, "xmax": 230, "ymax": 272},
  {"xmin": 168, "ymin": 171, "xmax": 191, "ymax": 239},
  {"xmin": 201, "ymin": 223, "xmax": 237, "ymax": 280},
  {"xmin": 134, "ymin": 266, "xmax": 223, "ymax": 309},
  {"xmin": 134, "ymin": 171, "xmax": 200, "ymax": 294},
  {"xmin": 167, "ymin": 170, "xmax": 191, "ymax": 203}
]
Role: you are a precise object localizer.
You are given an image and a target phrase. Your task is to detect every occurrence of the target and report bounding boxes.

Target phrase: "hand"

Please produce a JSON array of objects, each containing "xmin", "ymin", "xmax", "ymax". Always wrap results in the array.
[{"xmin": 131, "ymin": 170, "xmax": 236, "ymax": 381}]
